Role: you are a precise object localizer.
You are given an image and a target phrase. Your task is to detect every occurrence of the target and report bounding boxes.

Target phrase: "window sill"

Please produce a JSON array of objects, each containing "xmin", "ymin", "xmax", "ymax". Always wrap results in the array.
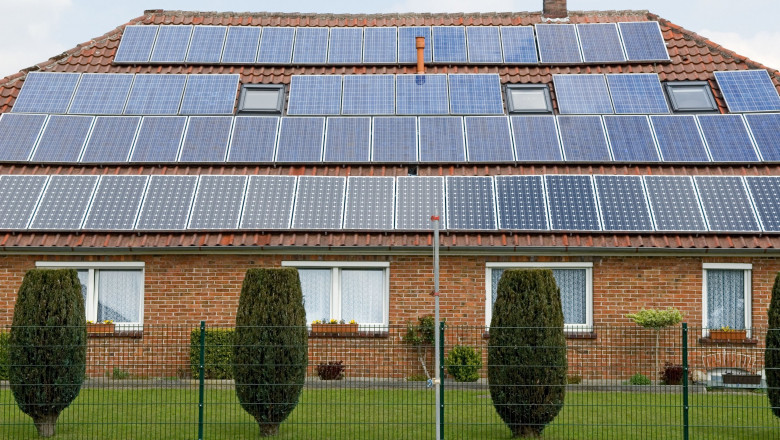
[
  {"xmin": 87, "ymin": 330, "xmax": 143, "ymax": 339},
  {"xmin": 482, "ymin": 331, "xmax": 597, "ymax": 340},
  {"xmin": 698, "ymin": 337, "xmax": 758, "ymax": 345},
  {"xmin": 308, "ymin": 330, "xmax": 388, "ymax": 339}
]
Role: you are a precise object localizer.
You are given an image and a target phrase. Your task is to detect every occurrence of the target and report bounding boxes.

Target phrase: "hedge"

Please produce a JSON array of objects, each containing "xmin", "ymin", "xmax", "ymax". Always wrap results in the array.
[
  {"xmin": 189, "ymin": 328, "xmax": 235, "ymax": 380},
  {"xmin": 0, "ymin": 331, "xmax": 8, "ymax": 381}
]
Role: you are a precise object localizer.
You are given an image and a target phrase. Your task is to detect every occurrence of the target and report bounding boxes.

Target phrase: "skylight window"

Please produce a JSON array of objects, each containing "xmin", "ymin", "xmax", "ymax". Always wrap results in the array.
[
  {"xmin": 238, "ymin": 84, "xmax": 285, "ymax": 114},
  {"xmin": 664, "ymin": 81, "xmax": 718, "ymax": 113},
  {"xmin": 506, "ymin": 84, "xmax": 553, "ymax": 113}
]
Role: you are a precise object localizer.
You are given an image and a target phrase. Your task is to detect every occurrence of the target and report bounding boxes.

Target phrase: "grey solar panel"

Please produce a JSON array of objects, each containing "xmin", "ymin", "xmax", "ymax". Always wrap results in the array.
[
  {"xmin": 186, "ymin": 26, "xmax": 227, "ymax": 63},
  {"xmin": 179, "ymin": 74, "xmax": 239, "ymax": 115},
  {"xmin": 343, "ymin": 176, "xmax": 395, "ymax": 230},
  {"xmin": 618, "ymin": 22, "xmax": 669, "ymax": 61},
  {"xmin": 188, "ymin": 175, "xmax": 247, "ymax": 229},
  {"xmin": 553, "ymin": 74, "xmax": 613, "ymax": 114},
  {"xmin": 466, "ymin": 27, "xmax": 502, "ymax": 63},
  {"xmin": 495, "ymin": 175, "xmax": 548, "ymax": 230},
  {"xmin": 398, "ymin": 27, "xmax": 432, "ymax": 63},
  {"xmin": 500, "ymin": 26, "xmax": 537, "ymax": 64},
  {"xmin": 714, "ymin": 70, "xmax": 780, "ymax": 113},
  {"xmin": 644, "ymin": 176, "xmax": 706, "ymax": 231},
  {"xmin": 292, "ymin": 28, "xmax": 329, "ymax": 64},
  {"xmin": 545, "ymin": 175, "xmax": 601, "ymax": 231},
  {"xmin": 275, "ymin": 117, "xmax": 325, "ymax": 162},
  {"xmin": 419, "ymin": 116, "xmax": 465, "ymax": 162},
  {"xmin": 240, "ymin": 175, "xmax": 296, "ymax": 229},
  {"xmin": 744, "ymin": 113, "xmax": 780, "ymax": 161},
  {"xmin": 649, "ymin": 115, "xmax": 709, "ymax": 162},
  {"xmin": 291, "ymin": 176, "xmax": 346, "ymax": 229},
  {"xmin": 81, "ymin": 116, "xmax": 141, "ymax": 163},
  {"xmin": 328, "ymin": 28, "xmax": 363, "ymax": 64},
  {"xmin": 287, "ymin": 75, "xmax": 342, "ymax": 115},
  {"xmin": 31, "ymin": 115, "xmax": 93, "ymax": 162},
  {"xmin": 432, "ymin": 26, "xmax": 467, "ymax": 63},
  {"xmin": 257, "ymin": 27, "xmax": 295, "ymax": 64},
  {"xmin": 178, "ymin": 116, "xmax": 233, "ymax": 162},
  {"xmin": 0, "ymin": 114, "xmax": 47, "ymax": 161},
  {"xmin": 448, "ymin": 74, "xmax": 504, "ymax": 115},
  {"xmin": 577, "ymin": 24, "xmax": 625, "ymax": 63},
  {"xmin": 0, "ymin": 175, "xmax": 48, "ymax": 229},
  {"xmin": 606, "ymin": 73, "xmax": 669, "ymax": 114},
  {"xmin": 324, "ymin": 117, "xmax": 371, "ymax": 162},
  {"xmin": 114, "ymin": 25, "xmax": 159, "ymax": 63},
  {"xmin": 464, "ymin": 116, "xmax": 514, "ymax": 162},
  {"xmin": 603, "ymin": 115, "xmax": 660, "ymax": 162},
  {"xmin": 83, "ymin": 176, "xmax": 148, "ymax": 230},
  {"xmin": 594, "ymin": 175, "xmax": 653, "ymax": 231},
  {"xmin": 535, "ymin": 24, "xmax": 582, "ymax": 64},
  {"xmin": 697, "ymin": 114, "xmax": 759, "ymax": 162},
  {"xmin": 342, "ymin": 75, "xmax": 395, "ymax": 115},
  {"xmin": 510, "ymin": 116, "xmax": 563, "ymax": 161},
  {"xmin": 124, "ymin": 74, "xmax": 187, "ymax": 115},
  {"xmin": 135, "ymin": 175, "xmax": 197, "ymax": 230},
  {"xmin": 221, "ymin": 26, "xmax": 260, "ymax": 63},
  {"xmin": 557, "ymin": 116, "xmax": 611, "ymax": 161},
  {"xmin": 129, "ymin": 116, "xmax": 186, "ymax": 162},
  {"xmin": 745, "ymin": 176, "xmax": 780, "ymax": 232},
  {"xmin": 396, "ymin": 74, "xmax": 449, "ymax": 115},
  {"xmin": 446, "ymin": 176, "xmax": 496, "ymax": 230},
  {"xmin": 371, "ymin": 116, "xmax": 417, "ymax": 162},
  {"xmin": 68, "ymin": 73, "xmax": 134, "ymax": 115},
  {"xmin": 363, "ymin": 27, "xmax": 397, "ymax": 64},
  {"xmin": 695, "ymin": 176, "xmax": 759, "ymax": 232},
  {"xmin": 12, "ymin": 72, "xmax": 81, "ymax": 114},
  {"xmin": 150, "ymin": 25, "xmax": 193, "ymax": 63},
  {"xmin": 29, "ymin": 175, "xmax": 99, "ymax": 230},
  {"xmin": 227, "ymin": 116, "xmax": 279, "ymax": 162},
  {"xmin": 395, "ymin": 176, "xmax": 445, "ymax": 230}
]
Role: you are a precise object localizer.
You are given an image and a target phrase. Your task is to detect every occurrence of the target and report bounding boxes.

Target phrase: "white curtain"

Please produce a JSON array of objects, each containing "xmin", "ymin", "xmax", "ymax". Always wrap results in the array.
[
  {"xmin": 707, "ymin": 270, "xmax": 745, "ymax": 329},
  {"xmin": 491, "ymin": 268, "xmax": 586, "ymax": 324},
  {"xmin": 341, "ymin": 269, "xmax": 384, "ymax": 324},
  {"xmin": 97, "ymin": 270, "xmax": 142, "ymax": 323},
  {"xmin": 299, "ymin": 269, "xmax": 331, "ymax": 323}
]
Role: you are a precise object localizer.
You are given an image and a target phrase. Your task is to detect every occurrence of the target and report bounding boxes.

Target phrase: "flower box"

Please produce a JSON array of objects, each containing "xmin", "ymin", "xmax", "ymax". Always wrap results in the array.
[
  {"xmin": 722, "ymin": 373, "xmax": 761, "ymax": 385},
  {"xmin": 709, "ymin": 329, "xmax": 747, "ymax": 342},
  {"xmin": 311, "ymin": 323, "xmax": 359, "ymax": 335},
  {"xmin": 87, "ymin": 323, "xmax": 115, "ymax": 335}
]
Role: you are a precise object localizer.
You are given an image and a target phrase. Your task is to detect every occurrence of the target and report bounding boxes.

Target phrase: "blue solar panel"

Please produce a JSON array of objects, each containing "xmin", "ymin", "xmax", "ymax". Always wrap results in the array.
[
  {"xmin": 697, "ymin": 114, "xmax": 759, "ymax": 162},
  {"xmin": 510, "ymin": 116, "xmax": 563, "ymax": 161},
  {"xmin": 603, "ymin": 116, "xmax": 660, "ymax": 162},
  {"xmin": 618, "ymin": 22, "xmax": 669, "ymax": 61},
  {"xmin": 292, "ymin": 28, "xmax": 329, "ymax": 64},
  {"xmin": 577, "ymin": 24, "xmax": 625, "ymax": 63},
  {"xmin": 363, "ymin": 27, "xmax": 397, "ymax": 64},
  {"xmin": 557, "ymin": 116, "xmax": 611, "ymax": 161},
  {"xmin": 495, "ymin": 175, "xmax": 548, "ymax": 230},
  {"xmin": 464, "ymin": 116, "xmax": 513, "ymax": 162},
  {"xmin": 446, "ymin": 176, "xmax": 496, "ymax": 230},
  {"xmin": 343, "ymin": 176, "xmax": 395, "ymax": 230},
  {"xmin": 188, "ymin": 175, "xmax": 247, "ymax": 230},
  {"xmin": 221, "ymin": 26, "xmax": 260, "ymax": 63},
  {"xmin": 398, "ymin": 27, "xmax": 432, "ymax": 63},
  {"xmin": 287, "ymin": 75, "xmax": 342, "ymax": 115},
  {"xmin": 275, "ymin": 117, "xmax": 325, "ymax": 162},
  {"xmin": 745, "ymin": 176, "xmax": 780, "ymax": 232},
  {"xmin": 114, "ymin": 25, "xmax": 159, "ymax": 63},
  {"xmin": 12, "ymin": 72, "xmax": 81, "ymax": 114},
  {"xmin": 124, "ymin": 74, "xmax": 187, "ymax": 115},
  {"xmin": 650, "ymin": 115, "xmax": 709, "ymax": 162},
  {"xmin": 500, "ymin": 26, "xmax": 537, "ymax": 63},
  {"xmin": 30, "ymin": 175, "xmax": 99, "ymax": 230},
  {"xmin": 149, "ymin": 25, "xmax": 192, "ymax": 63},
  {"xmin": 695, "ymin": 176, "xmax": 759, "ymax": 232},
  {"xmin": 535, "ymin": 24, "xmax": 582, "ymax": 64},
  {"xmin": 744, "ymin": 113, "xmax": 780, "ymax": 161},
  {"xmin": 227, "ymin": 116, "xmax": 279, "ymax": 162},
  {"xmin": 68, "ymin": 73, "xmax": 134, "ymax": 115},
  {"xmin": 328, "ymin": 28, "xmax": 363, "ymax": 64},
  {"xmin": 324, "ymin": 117, "xmax": 370, "ymax": 162},
  {"xmin": 448, "ymin": 74, "xmax": 503, "ymax": 115},
  {"xmin": 432, "ymin": 26, "xmax": 467, "ymax": 63},
  {"xmin": 135, "ymin": 175, "xmax": 197, "ymax": 230},
  {"xmin": 714, "ymin": 70, "xmax": 780, "ymax": 113},
  {"xmin": 606, "ymin": 73, "xmax": 669, "ymax": 114},
  {"xmin": 396, "ymin": 74, "xmax": 449, "ymax": 115},
  {"xmin": 342, "ymin": 75, "xmax": 395, "ymax": 115},
  {"xmin": 257, "ymin": 27, "xmax": 295, "ymax": 64},
  {"xmin": 83, "ymin": 176, "xmax": 148, "ymax": 230},
  {"xmin": 395, "ymin": 176, "xmax": 445, "ymax": 230},
  {"xmin": 292, "ymin": 176, "xmax": 346, "ymax": 229},
  {"xmin": 594, "ymin": 175, "xmax": 653, "ymax": 231},
  {"xmin": 81, "ymin": 116, "xmax": 141, "ymax": 162},
  {"xmin": 0, "ymin": 114, "xmax": 47, "ymax": 161},
  {"xmin": 179, "ymin": 116, "xmax": 233, "ymax": 162},
  {"xmin": 179, "ymin": 74, "xmax": 238, "ymax": 115},
  {"xmin": 466, "ymin": 27, "xmax": 502, "ymax": 63},
  {"xmin": 644, "ymin": 176, "xmax": 706, "ymax": 231},
  {"xmin": 0, "ymin": 176, "xmax": 48, "ymax": 229},
  {"xmin": 419, "ymin": 116, "xmax": 465, "ymax": 162},
  {"xmin": 545, "ymin": 175, "xmax": 600, "ymax": 231},
  {"xmin": 553, "ymin": 74, "xmax": 613, "ymax": 114},
  {"xmin": 31, "ymin": 115, "xmax": 92, "ymax": 162},
  {"xmin": 186, "ymin": 26, "xmax": 227, "ymax": 63},
  {"xmin": 129, "ymin": 116, "xmax": 186, "ymax": 162},
  {"xmin": 371, "ymin": 117, "xmax": 417, "ymax": 162},
  {"xmin": 240, "ymin": 175, "xmax": 296, "ymax": 229}
]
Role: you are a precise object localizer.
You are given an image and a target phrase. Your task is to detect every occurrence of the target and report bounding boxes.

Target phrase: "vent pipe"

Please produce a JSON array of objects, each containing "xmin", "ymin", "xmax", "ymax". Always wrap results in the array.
[
  {"xmin": 543, "ymin": 0, "xmax": 567, "ymax": 19},
  {"xmin": 416, "ymin": 36, "xmax": 425, "ymax": 74}
]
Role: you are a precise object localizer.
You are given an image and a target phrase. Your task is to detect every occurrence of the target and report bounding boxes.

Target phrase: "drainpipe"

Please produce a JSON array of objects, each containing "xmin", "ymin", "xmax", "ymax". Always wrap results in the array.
[{"xmin": 416, "ymin": 36, "xmax": 425, "ymax": 74}]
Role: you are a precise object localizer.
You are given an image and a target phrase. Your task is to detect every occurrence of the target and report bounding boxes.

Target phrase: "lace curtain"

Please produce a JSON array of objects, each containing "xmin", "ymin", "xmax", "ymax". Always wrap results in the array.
[
  {"xmin": 299, "ymin": 269, "xmax": 331, "ymax": 323},
  {"xmin": 491, "ymin": 268, "xmax": 586, "ymax": 324},
  {"xmin": 96, "ymin": 270, "xmax": 142, "ymax": 323},
  {"xmin": 341, "ymin": 269, "xmax": 384, "ymax": 324},
  {"xmin": 707, "ymin": 269, "xmax": 745, "ymax": 329}
]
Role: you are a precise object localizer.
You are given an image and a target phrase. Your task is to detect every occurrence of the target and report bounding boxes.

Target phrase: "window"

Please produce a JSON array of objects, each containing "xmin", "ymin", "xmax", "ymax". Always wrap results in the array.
[
  {"xmin": 485, "ymin": 262, "xmax": 593, "ymax": 330},
  {"xmin": 35, "ymin": 262, "xmax": 144, "ymax": 326},
  {"xmin": 238, "ymin": 84, "xmax": 285, "ymax": 113},
  {"xmin": 664, "ymin": 81, "xmax": 718, "ymax": 113},
  {"xmin": 505, "ymin": 84, "xmax": 553, "ymax": 113},
  {"xmin": 703, "ymin": 263, "xmax": 751, "ymax": 334},
  {"xmin": 282, "ymin": 261, "xmax": 389, "ymax": 327}
]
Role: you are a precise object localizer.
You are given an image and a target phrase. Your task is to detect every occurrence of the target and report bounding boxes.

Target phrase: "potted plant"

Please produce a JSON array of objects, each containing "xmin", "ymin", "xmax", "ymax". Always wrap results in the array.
[
  {"xmin": 709, "ymin": 326, "xmax": 747, "ymax": 342},
  {"xmin": 310, "ymin": 319, "xmax": 358, "ymax": 335},
  {"xmin": 86, "ymin": 319, "xmax": 115, "ymax": 334},
  {"xmin": 722, "ymin": 372, "xmax": 762, "ymax": 385}
]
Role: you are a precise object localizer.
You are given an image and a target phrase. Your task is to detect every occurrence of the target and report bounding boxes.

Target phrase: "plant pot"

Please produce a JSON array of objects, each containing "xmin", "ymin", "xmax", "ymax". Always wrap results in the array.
[
  {"xmin": 311, "ymin": 323, "xmax": 359, "ymax": 335},
  {"xmin": 709, "ymin": 329, "xmax": 747, "ymax": 342},
  {"xmin": 87, "ymin": 323, "xmax": 115, "ymax": 334},
  {"xmin": 722, "ymin": 373, "xmax": 761, "ymax": 385}
]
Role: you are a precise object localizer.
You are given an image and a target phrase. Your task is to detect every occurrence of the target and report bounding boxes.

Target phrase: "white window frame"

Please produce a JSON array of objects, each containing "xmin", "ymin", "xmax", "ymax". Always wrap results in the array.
[
  {"xmin": 702, "ymin": 263, "xmax": 752, "ymax": 338},
  {"xmin": 485, "ymin": 262, "xmax": 593, "ymax": 331},
  {"xmin": 282, "ymin": 261, "xmax": 390, "ymax": 327}
]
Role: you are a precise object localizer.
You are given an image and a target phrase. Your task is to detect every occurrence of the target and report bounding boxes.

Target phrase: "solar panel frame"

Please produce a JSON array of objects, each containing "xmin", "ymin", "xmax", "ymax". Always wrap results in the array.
[
  {"xmin": 464, "ymin": 116, "xmax": 514, "ymax": 162},
  {"xmin": 0, "ymin": 175, "xmax": 48, "ymax": 230},
  {"xmin": 178, "ymin": 116, "xmax": 233, "ymax": 162},
  {"xmin": 291, "ymin": 176, "xmax": 346, "ymax": 230},
  {"xmin": 226, "ymin": 116, "xmax": 279, "ymax": 162},
  {"xmin": 744, "ymin": 113, "xmax": 780, "ymax": 161},
  {"xmin": 418, "ymin": 116, "xmax": 466, "ymax": 162},
  {"xmin": 697, "ymin": 114, "xmax": 760, "ymax": 162},
  {"xmin": 695, "ymin": 176, "xmax": 760, "ymax": 232},
  {"xmin": 363, "ymin": 27, "xmax": 397, "ymax": 64},
  {"xmin": 31, "ymin": 115, "xmax": 93, "ymax": 162},
  {"xmin": 499, "ymin": 26, "xmax": 538, "ymax": 64},
  {"xmin": 323, "ymin": 117, "xmax": 371, "ymax": 162},
  {"xmin": 431, "ymin": 26, "xmax": 467, "ymax": 63},
  {"xmin": 188, "ymin": 175, "xmax": 248, "ymax": 230},
  {"xmin": 286, "ymin": 75, "xmax": 343, "ymax": 116},
  {"xmin": 465, "ymin": 26, "xmax": 502, "ymax": 63},
  {"xmin": 129, "ymin": 116, "xmax": 186, "ymax": 162},
  {"xmin": 553, "ymin": 74, "xmax": 613, "ymax": 115},
  {"xmin": 114, "ymin": 25, "xmax": 159, "ymax": 63},
  {"xmin": 185, "ymin": 26, "xmax": 228, "ymax": 63},
  {"xmin": 343, "ymin": 176, "xmax": 395, "ymax": 230},
  {"xmin": 714, "ymin": 70, "xmax": 780, "ymax": 113},
  {"xmin": 328, "ymin": 27, "xmax": 363, "ymax": 64},
  {"xmin": 179, "ymin": 74, "xmax": 239, "ymax": 115},
  {"xmin": 135, "ymin": 175, "xmax": 198, "ymax": 230},
  {"xmin": 745, "ymin": 176, "xmax": 780, "ymax": 232},
  {"xmin": 257, "ymin": 27, "xmax": 295, "ymax": 64},
  {"xmin": 240, "ymin": 175, "xmax": 297, "ymax": 229},
  {"xmin": 649, "ymin": 115, "xmax": 710, "ymax": 162},
  {"xmin": 396, "ymin": 74, "xmax": 449, "ymax": 115},
  {"xmin": 395, "ymin": 176, "xmax": 445, "ymax": 230},
  {"xmin": 275, "ymin": 117, "xmax": 325, "ymax": 162},
  {"xmin": 123, "ymin": 74, "xmax": 187, "ymax": 115},
  {"xmin": 593, "ymin": 175, "xmax": 653, "ymax": 231},
  {"xmin": 510, "ymin": 115, "xmax": 563, "ymax": 161},
  {"xmin": 576, "ymin": 23, "xmax": 626, "ymax": 63},
  {"xmin": 544, "ymin": 175, "xmax": 601, "ymax": 231},
  {"xmin": 603, "ymin": 115, "xmax": 661, "ymax": 162},
  {"xmin": 80, "ymin": 116, "xmax": 141, "ymax": 163},
  {"xmin": 149, "ymin": 25, "xmax": 193, "ymax": 63},
  {"xmin": 371, "ymin": 116, "xmax": 417, "ymax": 162},
  {"xmin": 535, "ymin": 24, "xmax": 583, "ymax": 64},
  {"xmin": 221, "ymin": 26, "xmax": 261, "ymax": 63},
  {"xmin": 606, "ymin": 73, "xmax": 670, "ymax": 114},
  {"xmin": 67, "ymin": 73, "xmax": 135, "ymax": 115},
  {"xmin": 398, "ymin": 27, "xmax": 432, "ymax": 63},
  {"xmin": 643, "ymin": 175, "xmax": 707, "ymax": 232},
  {"xmin": 495, "ymin": 175, "xmax": 549, "ymax": 230},
  {"xmin": 29, "ymin": 175, "xmax": 99, "ymax": 230},
  {"xmin": 448, "ymin": 73, "xmax": 504, "ymax": 115},
  {"xmin": 445, "ymin": 176, "xmax": 497, "ymax": 230},
  {"xmin": 83, "ymin": 175, "xmax": 149, "ymax": 230},
  {"xmin": 0, "ymin": 114, "xmax": 47, "ymax": 161},
  {"xmin": 341, "ymin": 75, "xmax": 395, "ymax": 115},
  {"xmin": 557, "ymin": 115, "xmax": 612, "ymax": 162},
  {"xmin": 292, "ymin": 27, "xmax": 329, "ymax": 64},
  {"xmin": 618, "ymin": 22, "xmax": 670, "ymax": 62},
  {"xmin": 12, "ymin": 72, "xmax": 81, "ymax": 114}
]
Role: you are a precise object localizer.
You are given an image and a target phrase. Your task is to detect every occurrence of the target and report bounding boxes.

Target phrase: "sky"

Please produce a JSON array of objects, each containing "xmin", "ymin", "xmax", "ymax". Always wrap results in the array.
[{"xmin": 1, "ymin": 0, "xmax": 779, "ymax": 77}]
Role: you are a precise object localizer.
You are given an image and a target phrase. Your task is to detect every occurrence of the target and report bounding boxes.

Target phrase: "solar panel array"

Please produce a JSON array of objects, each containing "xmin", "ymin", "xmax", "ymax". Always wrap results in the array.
[{"xmin": 554, "ymin": 73, "xmax": 671, "ymax": 115}]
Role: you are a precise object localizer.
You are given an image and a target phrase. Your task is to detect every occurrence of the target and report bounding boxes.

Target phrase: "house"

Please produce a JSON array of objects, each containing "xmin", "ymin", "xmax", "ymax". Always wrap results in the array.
[{"xmin": 0, "ymin": 0, "xmax": 778, "ymax": 378}]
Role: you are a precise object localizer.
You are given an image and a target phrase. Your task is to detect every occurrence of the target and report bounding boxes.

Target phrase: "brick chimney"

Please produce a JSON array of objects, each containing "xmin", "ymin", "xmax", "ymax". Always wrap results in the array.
[{"xmin": 543, "ymin": 0, "xmax": 567, "ymax": 19}]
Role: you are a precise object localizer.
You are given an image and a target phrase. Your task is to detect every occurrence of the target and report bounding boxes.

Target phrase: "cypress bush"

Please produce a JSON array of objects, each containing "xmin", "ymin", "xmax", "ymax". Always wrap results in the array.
[
  {"xmin": 9, "ymin": 269, "xmax": 87, "ymax": 438},
  {"xmin": 488, "ymin": 269, "xmax": 567, "ymax": 438},
  {"xmin": 766, "ymin": 272, "xmax": 780, "ymax": 418},
  {"xmin": 233, "ymin": 268, "xmax": 307, "ymax": 437}
]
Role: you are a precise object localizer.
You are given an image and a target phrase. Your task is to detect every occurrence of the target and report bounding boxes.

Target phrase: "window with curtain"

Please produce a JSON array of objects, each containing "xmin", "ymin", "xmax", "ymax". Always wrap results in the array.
[{"xmin": 706, "ymin": 269, "xmax": 747, "ymax": 330}]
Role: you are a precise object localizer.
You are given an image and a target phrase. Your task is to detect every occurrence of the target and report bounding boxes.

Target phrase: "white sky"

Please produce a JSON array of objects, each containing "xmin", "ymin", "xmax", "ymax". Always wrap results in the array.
[{"xmin": 1, "ymin": 0, "xmax": 778, "ymax": 77}]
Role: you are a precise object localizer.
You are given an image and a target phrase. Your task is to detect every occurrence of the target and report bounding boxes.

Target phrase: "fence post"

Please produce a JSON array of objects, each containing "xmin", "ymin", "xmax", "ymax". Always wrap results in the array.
[
  {"xmin": 682, "ymin": 323, "xmax": 689, "ymax": 440},
  {"xmin": 439, "ymin": 321, "xmax": 445, "ymax": 439},
  {"xmin": 198, "ymin": 321, "xmax": 206, "ymax": 440}
]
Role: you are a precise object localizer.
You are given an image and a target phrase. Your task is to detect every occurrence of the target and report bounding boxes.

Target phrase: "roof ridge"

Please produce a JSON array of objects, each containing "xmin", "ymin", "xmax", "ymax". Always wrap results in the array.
[{"xmin": 141, "ymin": 9, "xmax": 651, "ymax": 19}]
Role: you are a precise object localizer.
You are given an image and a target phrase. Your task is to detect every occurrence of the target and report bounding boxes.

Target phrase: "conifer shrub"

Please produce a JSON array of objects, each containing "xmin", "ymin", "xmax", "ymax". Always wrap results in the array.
[
  {"xmin": 445, "ymin": 345, "xmax": 482, "ymax": 382},
  {"xmin": 766, "ymin": 272, "xmax": 780, "ymax": 418},
  {"xmin": 0, "ymin": 331, "xmax": 8, "ymax": 381}
]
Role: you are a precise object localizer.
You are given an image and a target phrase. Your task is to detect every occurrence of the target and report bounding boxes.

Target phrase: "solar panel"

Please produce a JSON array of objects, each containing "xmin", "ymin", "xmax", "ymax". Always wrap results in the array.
[
  {"xmin": 446, "ymin": 176, "xmax": 496, "ymax": 230},
  {"xmin": 396, "ymin": 74, "xmax": 449, "ymax": 115},
  {"xmin": 553, "ymin": 74, "xmax": 613, "ymax": 114},
  {"xmin": 697, "ymin": 114, "xmax": 759, "ymax": 162},
  {"xmin": 292, "ymin": 28, "xmax": 329, "ymax": 64},
  {"xmin": 188, "ymin": 175, "xmax": 247, "ymax": 229},
  {"xmin": 114, "ymin": 25, "xmax": 159, "ymax": 62},
  {"xmin": 577, "ymin": 24, "xmax": 625, "ymax": 63},
  {"xmin": 744, "ymin": 113, "xmax": 780, "ymax": 161},
  {"xmin": 606, "ymin": 73, "xmax": 669, "ymax": 114},
  {"xmin": 419, "ymin": 116, "xmax": 465, "ymax": 162},
  {"xmin": 644, "ymin": 176, "xmax": 706, "ymax": 231},
  {"xmin": 0, "ymin": 114, "xmax": 47, "ymax": 161},
  {"xmin": 179, "ymin": 74, "xmax": 239, "ymax": 115},
  {"xmin": 714, "ymin": 70, "xmax": 780, "ymax": 113},
  {"xmin": 603, "ymin": 115, "xmax": 660, "ymax": 162},
  {"xmin": 275, "ymin": 117, "xmax": 325, "ymax": 162},
  {"xmin": 129, "ymin": 116, "xmax": 186, "ymax": 162},
  {"xmin": 362, "ymin": 27, "xmax": 397, "ymax": 64},
  {"xmin": 149, "ymin": 25, "xmax": 193, "ymax": 63},
  {"xmin": 240, "ymin": 175, "xmax": 296, "ymax": 229},
  {"xmin": 544, "ymin": 175, "xmax": 600, "ymax": 231},
  {"xmin": 432, "ymin": 26, "xmax": 467, "ymax": 63},
  {"xmin": 618, "ymin": 22, "xmax": 669, "ymax": 61},
  {"xmin": 124, "ymin": 74, "xmax": 187, "ymax": 115},
  {"xmin": 31, "ymin": 115, "xmax": 93, "ymax": 162},
  {"xmin": 178, "ymin": 116, "xmax": 233, "ymax": 162},
  {"xmin": 649, "ymin": 115, "xmax": 709, "ymax": 162},
  {"xmin": 0, "ymin": 175, "xmax": 48, "ymax": 229},
  {"xmin": 12, "ymin": 72, "xmax": 81, "ymax": 114},
  {"xmin": 227, "ymin": 116, "xmax": 279, "ymax": 162},
  {"xmin": 328, "ymin": 28, "xmax": 363, "ymax": 64},
  {"xmin": 395, "ymin": 176, "xmax": 445, "ymax": 230},
  {"xmin": 510, "ymin": 116, "xmax": 563, "ymax": 161},
  {"xmin": 594, "ymin": 175, "xmax": 653, "ymax": 231},
  {"xmin": 343, "ymin": 176, "xmax": 395, "ymax": 230},
  {"xmin": 466, "ymin": 26, "xmax": 502, "ymax": 63},
  {"xmin": 464, "ymin": 116, "xmax": 513, "ymax": 162},
  {"xmin": 448, "ymin": 74, "xmax": 504, "ymax": 115},
  {"xmin": 257, "ymin": 27, "xmax": 295, "ymax": 64},
  {"xmin": 83, "ymin": 176, "xmax": 148, "ymax": 230},
  {"xmin": 535, "ymin": 24, "xmax": 582, "ymax": 64},
  {"xmin": 291, "ymin": 176, "xmax": 346, "ymax": 229},
  {"xmin": 398, "ymin": 27, "xmax": 432, "ymax": 63},
  {"xmin": 68, "ymin": 73, "xmax": 134, "ymax": 115},
  {"xmin": 324, "ymin": 117, "xmax": 371, "ymax": 162},
  {"xmin": 186, "ymin": 26, "xmax": 227, "ymax": 63},
  {"xmin": 557, "ymin": 116, "xmax": 611, "ymax": 161},
  {"xmin": 341, "ymin": 75, "xmax": 395, "ymax": 115},
  {"xmin": 745, "ymin": 176, "xmax": 780, "ymax": 232},
  {"xmin": 371, "ymin": 116, "xmax": 417, "ymax": 162},
  {"xmin": 135, "ymin": 175, "xmax": 197, "ymax": 230},
  {"xmin": 221, "ymin": 26, "xmax": 260, "ymax": 63},
  {"xmin": 500, "ymin": 26, "xmax": 537, "ymax": 63},
  {"xmin": 495, "ymin": 175, "xmax": 548, "ymax": 230},
  {"xmin": 29, "ymin": 175, "xmax": 99, "ymax": 230},
  {"xmin": 81, "ymin": 116, "xmax": 141, "ymax": 162},
  {"xmin": 287, "ymin": 75, "xmax": 342, "ymax": 115},
  {"xmin": 695, "ymin": 176, "xmax": 759, "ymax": 232}
]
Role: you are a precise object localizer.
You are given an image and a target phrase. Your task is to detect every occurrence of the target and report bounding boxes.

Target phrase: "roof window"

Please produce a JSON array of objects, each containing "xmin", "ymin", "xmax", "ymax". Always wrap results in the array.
[
  {"xmin": 506, "ymin": 84, "xmax": 553, "ymax": 113},
  {"xmin": 238, "ymin": 84, "xmax": 285, "ymax": 114},
  {"xmin": 664, "ymin": 81, "xmax": 718, "ymax": 113}
]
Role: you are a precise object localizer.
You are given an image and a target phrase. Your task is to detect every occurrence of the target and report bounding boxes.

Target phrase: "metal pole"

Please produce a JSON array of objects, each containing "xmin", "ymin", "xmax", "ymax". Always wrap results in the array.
[
  {"xmin": 439, "ymin": 321, "xmax": 445, "ymax": 439},
  {"xmin": 682, "ymin": 323, "xmax": 689, "ymax": 440},
  {"xmin": 198, "ymin": 321, "xmax": 206, "ymax": 440},
  {"xmin": 432, "ymin": 214, "xmax": 442, "ymax": 440}
]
